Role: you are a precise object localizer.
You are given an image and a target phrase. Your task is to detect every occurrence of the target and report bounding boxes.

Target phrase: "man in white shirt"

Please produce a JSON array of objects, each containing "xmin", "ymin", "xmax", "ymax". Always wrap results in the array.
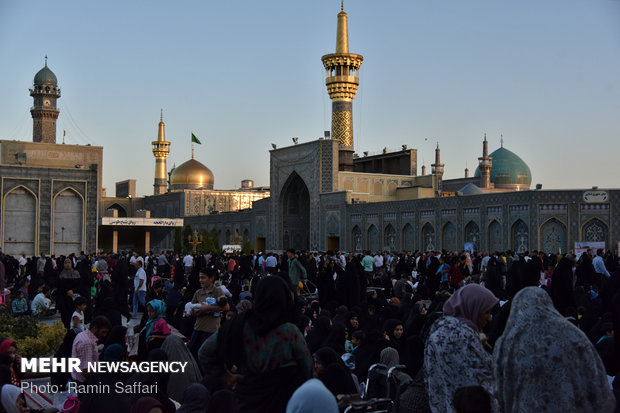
[
  {"xmin": 480, "ymin": 253, "xmax": 491, "ymax": 274},
  {"xmin": 183, "ymin": 253, "xmax": 194, "ymax": 277},
  {"xmin": 129, "ymin": 252, "xmax": 137, "ymax": 268},
  {"xmin": 31, "ymin": 286, "xmax": 53, "ymax": 316},
  {"xmin": 593, "ymin": 249, "xmax": 610, "ymax": 278},
  {"xmin": 18, "ymin": 254, "xmax": 26, "ymax": 277},
  {"xmin": 338, "ymin": 251, "xmax": 346, "ymax": 270},
  {"xmin": 133, "ymin": 260, "xmax": 147, "ymax": 316},
  {"xmin": 374, "ymin": 252, "xmax": 384, "ymax": 276},
  {"xmin": 265, "ymin": 253, "xmax": 278, "ymax": 274}
]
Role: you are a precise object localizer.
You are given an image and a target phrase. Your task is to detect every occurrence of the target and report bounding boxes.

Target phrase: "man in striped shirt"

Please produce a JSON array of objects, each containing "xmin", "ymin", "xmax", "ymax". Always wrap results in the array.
[{"xmin": 71, "ymin": 316, "xmax": 111, "ymax": 396}]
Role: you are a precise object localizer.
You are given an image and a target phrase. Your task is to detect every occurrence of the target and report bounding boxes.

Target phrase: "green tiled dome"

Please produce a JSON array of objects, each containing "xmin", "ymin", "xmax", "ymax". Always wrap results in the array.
[
  {"xmin": 474, "ymin": 147, "xmax": 531, "ymax": 188},
  {"xmin": 34, "ymin": 65, "xmax": 57, "ymax": 85}
]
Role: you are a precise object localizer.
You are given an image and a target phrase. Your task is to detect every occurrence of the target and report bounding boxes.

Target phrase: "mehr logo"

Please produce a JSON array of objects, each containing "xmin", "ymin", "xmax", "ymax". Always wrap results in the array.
[
  {"xmin": 21, "ymin": 358, "xmax": 81, "ymax": 373},
  {"xmin": 21, "ymin": 358, "xmax": 188, "ymax": 373}
]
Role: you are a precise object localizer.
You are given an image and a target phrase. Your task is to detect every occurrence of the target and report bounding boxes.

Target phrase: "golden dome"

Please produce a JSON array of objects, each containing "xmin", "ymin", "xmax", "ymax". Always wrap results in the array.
[{"xmin": 169, "ymin": 159, "xmax": 214, "ymax": 190}]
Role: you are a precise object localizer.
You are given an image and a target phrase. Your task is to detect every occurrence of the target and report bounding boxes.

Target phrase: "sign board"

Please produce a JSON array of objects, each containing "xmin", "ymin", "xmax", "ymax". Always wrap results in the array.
[
  {"xmin": 464, "ymin": 242, "xmax": 474, "ymax": 253},
  {"xmin": 583, "ymin": 190, "xmax": 609, "ymax": 203},
  {"xmin": 223, "ymin": 244, "xmax": 242, "ymax": 253},
  {"xmin": 100, "ymin": 217, "xmax": 183, "ymax": 227},
  {"xmin": 574, "ymin": 241, "xmax": 606, "ymax": 260}
]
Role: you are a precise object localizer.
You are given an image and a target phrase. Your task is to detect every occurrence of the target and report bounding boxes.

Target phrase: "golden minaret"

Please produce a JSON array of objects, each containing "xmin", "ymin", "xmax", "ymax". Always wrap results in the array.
[
  {"xmin": 322, "ymin": 2, "xmax": 363, "ymax": 171},
  {"xmin": 152, "ymin": 110, "xmax": 171, "ymax": 195}
]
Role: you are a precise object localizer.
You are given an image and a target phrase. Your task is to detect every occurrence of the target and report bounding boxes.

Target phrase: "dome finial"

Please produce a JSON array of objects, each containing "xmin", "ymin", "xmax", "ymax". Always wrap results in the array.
[
  {"xmin": 44, "ymin": 55, "xmax": 47, "ymax": 67},
  {"xmin": 500, "ymin": 134, "xmax": 504, "ymax": 148},
  {"xmin": 341, "ymin": 0, "xmax": 344, "ymax": 12}
]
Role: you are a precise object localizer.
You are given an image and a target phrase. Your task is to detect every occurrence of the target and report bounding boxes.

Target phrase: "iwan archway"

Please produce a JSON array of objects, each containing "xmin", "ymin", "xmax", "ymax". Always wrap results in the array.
[{"xmin": 280, "ymin": 172, "xmax": 310, "ymax": 250}]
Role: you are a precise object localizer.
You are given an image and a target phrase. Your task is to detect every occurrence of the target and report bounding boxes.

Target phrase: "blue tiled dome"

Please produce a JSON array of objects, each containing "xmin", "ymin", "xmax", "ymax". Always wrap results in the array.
[{"xmin": 474, "ymin": 147, "xmax": 531, "ymax": 189}]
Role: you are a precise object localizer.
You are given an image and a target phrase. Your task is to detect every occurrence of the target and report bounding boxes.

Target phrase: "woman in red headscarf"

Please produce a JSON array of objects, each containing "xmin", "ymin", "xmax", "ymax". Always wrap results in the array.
[{"xmin": 0, "ymin": 339, "xmax": 20, "ymax": 387}]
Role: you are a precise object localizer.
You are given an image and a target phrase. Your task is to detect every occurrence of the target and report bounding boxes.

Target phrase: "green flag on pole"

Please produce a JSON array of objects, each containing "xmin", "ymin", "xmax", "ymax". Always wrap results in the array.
[{"xmin": 191, "ymin": 133, "xmax": 202, "ymax": 144}]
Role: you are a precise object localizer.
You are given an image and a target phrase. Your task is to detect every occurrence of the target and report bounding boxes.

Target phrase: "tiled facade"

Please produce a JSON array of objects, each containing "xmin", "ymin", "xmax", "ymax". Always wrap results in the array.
[
  {"xmin": 183, "ymin": 140, "xmax": 618, "ymax": 255},
  {"xmin": 0, "ymin": 164, "xmax": 99, "ymax": 254}
]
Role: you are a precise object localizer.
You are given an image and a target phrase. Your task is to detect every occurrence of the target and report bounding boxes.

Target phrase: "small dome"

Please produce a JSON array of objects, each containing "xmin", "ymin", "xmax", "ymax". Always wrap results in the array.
[
  {"xmin": 169, "ymin": 159, "xmax": 214, "ymax": 190},
  {"xmin": 474, "ymin": 146, "xmax": 531, "ymax": 190},
  {"xmin": 457, "ymin": 183, "xmax": 484, "ymax": 196},
  {"xmin": 34, "ymin": 64, "xmax": 57, "ymax": 85}
]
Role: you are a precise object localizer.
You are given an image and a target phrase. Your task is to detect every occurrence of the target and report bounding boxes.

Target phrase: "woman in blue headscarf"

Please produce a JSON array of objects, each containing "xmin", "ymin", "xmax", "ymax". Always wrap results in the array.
[{"xmin": 138, "ymin": 299, "xmax": 171, "ymax": 360}]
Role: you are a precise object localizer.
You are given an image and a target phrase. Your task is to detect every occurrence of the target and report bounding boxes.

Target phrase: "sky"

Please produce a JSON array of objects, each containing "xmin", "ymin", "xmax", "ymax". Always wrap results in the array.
[{"xmin": 1, "ymin": 0, "xmax": 619, "ymax": 197}]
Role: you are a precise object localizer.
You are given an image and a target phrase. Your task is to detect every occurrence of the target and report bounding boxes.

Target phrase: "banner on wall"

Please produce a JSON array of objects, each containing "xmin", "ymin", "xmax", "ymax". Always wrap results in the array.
[{"xmin": 574, "ymin": 241, "xmax": 606, "ymax": 259}]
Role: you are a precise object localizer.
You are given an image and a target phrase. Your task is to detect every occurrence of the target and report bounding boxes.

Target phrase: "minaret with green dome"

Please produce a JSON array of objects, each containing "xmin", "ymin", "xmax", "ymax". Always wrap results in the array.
[{"xmin": 30, "ymin": 57, "xmax": 61, "ymax": 143}]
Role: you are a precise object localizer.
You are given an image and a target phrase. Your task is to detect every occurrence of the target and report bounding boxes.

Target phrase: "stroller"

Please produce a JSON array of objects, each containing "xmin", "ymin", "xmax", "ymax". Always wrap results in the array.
[
  {"xmin": 343, "ymin": 363, "xmax": 409, "ymax": 413},
  {"xmin": 299, "ymin": 279, "xmax": 318, "ymax": 304}
]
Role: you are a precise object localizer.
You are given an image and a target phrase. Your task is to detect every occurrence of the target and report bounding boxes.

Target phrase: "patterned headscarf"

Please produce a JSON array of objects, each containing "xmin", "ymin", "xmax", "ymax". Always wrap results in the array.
[
  {"xmin": 442, "ymin": 284, "xmax": 498, "ymax": 332},
  {"xmin": 493, "ymin": 287, "xmax": 615, "ymax": 413}
]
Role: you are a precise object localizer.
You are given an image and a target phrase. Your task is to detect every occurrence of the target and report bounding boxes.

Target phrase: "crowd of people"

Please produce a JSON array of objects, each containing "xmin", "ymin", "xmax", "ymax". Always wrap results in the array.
[{"xmin": 0, "ymin": 246, "xmax": 618, "ymax": 412}]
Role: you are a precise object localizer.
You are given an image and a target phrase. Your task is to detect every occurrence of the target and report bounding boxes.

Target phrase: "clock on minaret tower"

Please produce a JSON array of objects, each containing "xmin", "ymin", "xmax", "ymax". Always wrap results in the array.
[{"xmin": 30, "ymin": 57, "xmax": 61, "ymax": 143}]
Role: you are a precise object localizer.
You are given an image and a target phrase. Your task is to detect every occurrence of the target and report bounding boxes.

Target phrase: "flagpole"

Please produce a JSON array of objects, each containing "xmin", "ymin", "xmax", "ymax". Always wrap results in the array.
[{"xmin": 191, "ymin": 132, "xmax": 194, "ymax": 159}]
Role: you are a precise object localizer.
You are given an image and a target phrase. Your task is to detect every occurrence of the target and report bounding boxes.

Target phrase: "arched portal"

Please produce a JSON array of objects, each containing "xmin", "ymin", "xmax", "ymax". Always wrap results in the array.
[
  {"xmin": 402, "ymin": 224, "xmax": 414, "ymax": 252},
  {"xmin": 53, "ymin": 188, "xmax": 83, "ymax": 255},
  {"xmin": 421, "ymin": 223, "xmax": 435, "ymax": 252},
  {"xmin": 488, "ymin": 220, "xmax": 502, "ymax": 252},
  {"xmin": 352, "ymin": 226, "xmax": 362, "ymax": 253},
  {"xmin": 3, "ymin": 187, "xmax": 36, "ymax": 255},
  {"xmin": 280, "ymin": 172, "xmax": 310, "ymax": 250},
  {"xmin": 442, "ymin": 222, "xmax": 456, "ymax": 252},
  {"xmin": 464, "ymin": 221, "xmax": 480, "ymax": 252},
  {"xmin": 384, "ymin": 224, "xmax": 396, "ymax": 252},
  {"xmin": 511, "ymin": 219, "xmax": 529, "ymax": 253},
  {"xmin": 540, "ymin": 218, "xmax": 567, "ymax": 254},
  {"xmin": 367, "ymin": 225, "xmax": 379, "ymax": 252}
]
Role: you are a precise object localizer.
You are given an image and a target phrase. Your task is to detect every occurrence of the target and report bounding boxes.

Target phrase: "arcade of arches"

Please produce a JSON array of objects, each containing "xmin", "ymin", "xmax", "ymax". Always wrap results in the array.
[{"xmin": 346, "ymin": 218, "xmax": 611, "ymax": 254}]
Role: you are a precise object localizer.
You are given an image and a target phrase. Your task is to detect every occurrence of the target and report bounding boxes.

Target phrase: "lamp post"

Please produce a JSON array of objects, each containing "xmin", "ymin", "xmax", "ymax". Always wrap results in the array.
[{"xmin": 187, "ymin": 229, "xmax": 203, "ymax": 254}]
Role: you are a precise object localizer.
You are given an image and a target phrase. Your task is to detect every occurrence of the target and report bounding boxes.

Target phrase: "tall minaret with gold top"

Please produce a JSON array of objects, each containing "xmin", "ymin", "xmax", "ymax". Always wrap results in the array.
[
  {"xmin": 322, "ymin": 2, "xmax": 363, "ymax": 171},
  {"xmin": 152, "ymin": 110, "xmax": 171, "ymax": 195}
]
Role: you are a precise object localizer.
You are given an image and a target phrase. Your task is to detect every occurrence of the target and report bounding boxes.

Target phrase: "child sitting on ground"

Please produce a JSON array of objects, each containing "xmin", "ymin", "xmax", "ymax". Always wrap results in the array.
[{"xmin": 11, "ymin": 290, "xmax": 29, "ymax": 317}]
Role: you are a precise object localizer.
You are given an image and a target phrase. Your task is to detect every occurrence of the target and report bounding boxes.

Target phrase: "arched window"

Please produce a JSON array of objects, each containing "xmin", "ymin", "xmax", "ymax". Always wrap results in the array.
[{"xmin": 582, "ymin": 219, "xmax": 608, "ymax": 243}]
